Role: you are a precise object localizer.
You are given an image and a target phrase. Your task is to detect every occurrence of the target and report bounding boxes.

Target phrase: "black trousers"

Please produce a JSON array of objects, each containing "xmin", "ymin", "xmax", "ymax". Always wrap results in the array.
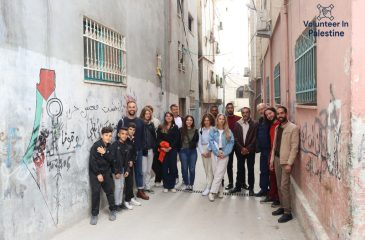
[
  {"xmin": 227, "ymin": 148, "xmax": 237, "ymax": 185},
  {"xmin": 90, "ymin": 171, "xmax": 116, "ymax": 216},
  {"xmin": 152, "ymin": 147, "xmax": 163, "ymax": 183},
  {"xmin": 124, "ymin": 166, "xmax": 135, "ymax": 202},
  {"xmin": 235, "ymin": 152, "xmax": 255, "ymax": 190}
]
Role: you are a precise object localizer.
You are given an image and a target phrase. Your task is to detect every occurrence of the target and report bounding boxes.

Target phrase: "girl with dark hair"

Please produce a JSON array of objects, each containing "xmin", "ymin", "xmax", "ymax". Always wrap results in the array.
[
  {"xmin": 156, "ymin": 112, "xmax": 180, "ymax": 192},
  {"xmin": 179, "ymin": 115, "xmax": 199, "ymax": 191},
  {"xmin": 198, "ymin": 113, "xmax": 215, "ymax": 196}
]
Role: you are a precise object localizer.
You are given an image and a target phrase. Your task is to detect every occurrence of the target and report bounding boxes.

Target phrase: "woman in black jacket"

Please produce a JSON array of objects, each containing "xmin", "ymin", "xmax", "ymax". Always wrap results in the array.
[
  {"xmin": 156, "ymin": 112, "xmax": 180, "ymax": 192},
  {"xmin": 179, "ymin": 115, "xmax": 199, "ymax": 191},
  {"xmin": 140, "ymin": 107, "xmax": 157, "ymax": 192}
]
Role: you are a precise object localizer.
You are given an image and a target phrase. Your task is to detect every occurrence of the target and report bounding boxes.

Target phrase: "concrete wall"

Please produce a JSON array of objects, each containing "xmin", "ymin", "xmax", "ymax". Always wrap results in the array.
[
  {"xmin": 262, "ymin": 0, "xmax": 352, "ymax": 239},
  {"xmin": 0, "ymin": 0, "xmax": 174, "ymax": 239}
]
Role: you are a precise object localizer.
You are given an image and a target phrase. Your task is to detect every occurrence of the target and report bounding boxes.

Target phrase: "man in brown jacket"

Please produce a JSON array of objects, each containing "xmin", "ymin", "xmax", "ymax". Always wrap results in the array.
[
  {"xmin": 270, "ymin": 106, "xmax": 299, "ymax": 223},
  {"xmin": 230, "ymin": 107, "xmax": 258, "ymax": 196}
]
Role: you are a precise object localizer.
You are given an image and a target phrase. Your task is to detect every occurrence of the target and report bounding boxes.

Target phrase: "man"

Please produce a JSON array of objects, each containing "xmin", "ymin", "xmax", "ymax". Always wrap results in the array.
[
  {"xmin": 209, "ymin": 105, "xmax": 218, "ymax": 119},
  {"xmin": 170, "ymin": 104, "xmax": 182, "ymax": 129},
  {"xmin": 170, "ymin": 103, "xmax": 182, "ymax": 184},
  {"xmin": 255, "ymin": 103, "xmax": 270, "ymax": 197},
  {"xmin": 231, "ymin": 107, "xmax": 257, "ymax": 196},
  {"xmin": 261, "ymin": 107, "xmax": 280, "ymax": 207},
  {"xmin": 225, "ymin": 102, "xmax": 242, "ymax": 190},
  {"xmin": 270, "ymin": 106, "xmax": 299, "ymax": 223},
  {"xmin": 117, "ymin": 100, "xmax": 149, "ymax": 200}
]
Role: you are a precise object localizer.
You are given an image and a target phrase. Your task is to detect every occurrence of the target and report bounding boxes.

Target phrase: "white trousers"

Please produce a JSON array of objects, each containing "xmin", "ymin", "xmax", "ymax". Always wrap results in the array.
[
  {"xmin": 201, "ymin": 144, "xmax": 213, "ymax": 190},
  {"xmin": 114, "ymin": 174, "xmax": 125, "ymax": 205},
  {"xmin": 210, "ymin": 154, "xmax": 229, "ymax": 194},
  {"xmin": 142, "ymin": 149, "xmax": 154, "ymax": 189}
]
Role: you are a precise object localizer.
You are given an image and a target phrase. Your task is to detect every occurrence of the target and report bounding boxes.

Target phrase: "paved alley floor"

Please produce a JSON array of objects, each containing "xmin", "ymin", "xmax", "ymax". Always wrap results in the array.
[{"xmin": 51, "ymin": 154, "xmax": 307, "ymax": 240}]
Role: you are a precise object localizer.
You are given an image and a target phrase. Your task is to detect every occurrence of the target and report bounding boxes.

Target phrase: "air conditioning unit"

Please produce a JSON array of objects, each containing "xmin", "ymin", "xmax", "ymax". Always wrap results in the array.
[
  {"xmin": 244, "ymin": 67, "xmax": 250, "ymax": 77},
  {"xmin": 256, "ymin": 10, "xmax": 271, "ymax": 38}
]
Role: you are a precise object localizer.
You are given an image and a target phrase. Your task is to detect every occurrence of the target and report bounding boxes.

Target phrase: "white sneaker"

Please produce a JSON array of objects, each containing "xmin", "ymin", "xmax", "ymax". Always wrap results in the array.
[
  {"xmin": 131, "ymin": 198, "xmax": 141, "ymax": 206},
  {"xmin": 163, "ymin": 188, "xmax": 169, "ymax": 193},
  {"xmin": 124, "ymin": 201, "xmax": 133, "ymax": 210},
  {"xmin": 171, "ymin": 188, "xmax": 177, "ymax": 193},
  {"xmin": 208, "ymin": 193, "xmax": 215, "ymax": 202},
  {"xmin": 218, "ymin": 191, "xmax": 224, "ymax": 198},
  {"xmin": 202, "ymin": 188, "xmax": 210, "ymax": 196}
]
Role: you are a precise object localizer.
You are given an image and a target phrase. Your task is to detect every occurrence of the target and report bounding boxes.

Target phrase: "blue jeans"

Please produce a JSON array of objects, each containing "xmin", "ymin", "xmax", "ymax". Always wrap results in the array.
[
  {"xmin": 135, "ymin": 150, "xmax": 144, "ymax": 189},
  {"xmin": 179, "ymin": 148, "xmax": 198, "ymax": 186}
]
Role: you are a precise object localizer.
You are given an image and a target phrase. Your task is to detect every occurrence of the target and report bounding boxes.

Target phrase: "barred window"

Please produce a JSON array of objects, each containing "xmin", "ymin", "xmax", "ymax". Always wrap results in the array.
[
  {"xmin": 274, "ymin": 63, "xmax": 281, "ymax": 104},
  {"xmin": 83, "ymin": 17, "xmax": 127, "ymax": 85},
  {"xmin": 295, "ymin": 26, "xmax": 317, "ymax": 105}
]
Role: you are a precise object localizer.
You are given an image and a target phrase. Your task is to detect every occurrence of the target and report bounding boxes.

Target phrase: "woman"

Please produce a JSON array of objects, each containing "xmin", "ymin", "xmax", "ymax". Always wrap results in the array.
[
  {"xmin": 263, "ymin": 107, "xmax": 280, "ymax": 207},
  {"xmin": 208, "ymin": 114, "xmax": 235, "ymax": 202},
  {"xmin": 156, "ymin": 112, "xmax": 180, "ymax": 193},
  {"xmin": 179, "ymin": 115, "xmax": 199, "ymax": 191},
  {"xmin": 140, "ymin": 107, "xmax": 157, "ymax": 193},
  {"xmin": 198, "ymin": 113, "xmax": 215, "ymax": 196}
]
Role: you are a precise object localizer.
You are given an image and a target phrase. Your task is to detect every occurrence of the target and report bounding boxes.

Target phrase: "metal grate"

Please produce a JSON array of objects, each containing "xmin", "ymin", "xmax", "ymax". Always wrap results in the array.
[
  {"xmin": 83, "ymin": 17, "xmax": 127, "ymax": 85},
  {"xmin": 295, "ymin": 26, "xmax": 317, "ymax": 105},
  {"xmin": 176, "ymin": 187, "xmax": 249, "ymax": 197},
  {"xmin": 274, "ymin": 63, "xmax": 281, "ymax": 104}
]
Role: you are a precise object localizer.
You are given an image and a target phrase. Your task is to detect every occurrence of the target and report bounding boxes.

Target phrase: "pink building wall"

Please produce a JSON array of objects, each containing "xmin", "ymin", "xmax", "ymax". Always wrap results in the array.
[{"xmin": 263, "ymin": 0, "xmax": 353, "ymax": 239}]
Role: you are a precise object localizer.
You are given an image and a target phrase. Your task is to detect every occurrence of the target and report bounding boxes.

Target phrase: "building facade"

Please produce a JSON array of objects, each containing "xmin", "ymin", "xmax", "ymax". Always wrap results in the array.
[
  {"xmin": 0, "ymin": 0, "xmax": 198, "ymax": 239},
  {"xmin": 248, "ymin": 0, "xmax": 365, "ymax": 239}
]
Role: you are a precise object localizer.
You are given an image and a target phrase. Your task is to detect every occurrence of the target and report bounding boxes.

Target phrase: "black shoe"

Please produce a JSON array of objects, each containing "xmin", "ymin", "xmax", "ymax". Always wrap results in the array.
[
  {"xmin": 260, "ymin": 196, "xmax": 274, "ymax": 203},
  {"xmin": 249, "ymin": 190, "xmax": 255, "ymax": 196},
  {"xmin": 278, "ymin": 213, "xmax": 293, "ymax": 223},
  {"xmin": 229, "ymin": 187, "xmax": 241, "ymax": 193},
  {"xmin": 225, "ymin": 184, "xmax": 233, "ymax": 190},
  {"xmin": 272, "ymin": 208, "xmax": 284, "ymax": 216},
  {"xmin": 271, "ymin": 200, "xmax": 281, "ymax": 208},
  {"xmin": 243, "ymin": 184, "xmax": 249, "ymax": 190},
  {"xmin": 254, "ymin": 191, "xmax": 267, "ymax": 197}
]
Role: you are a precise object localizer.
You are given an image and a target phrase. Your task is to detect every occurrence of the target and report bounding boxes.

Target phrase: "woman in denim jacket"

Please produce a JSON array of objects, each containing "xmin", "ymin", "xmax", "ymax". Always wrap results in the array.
[{"xmin": 208, "ymin": 113, "xmax": 235, "ymax": 201}]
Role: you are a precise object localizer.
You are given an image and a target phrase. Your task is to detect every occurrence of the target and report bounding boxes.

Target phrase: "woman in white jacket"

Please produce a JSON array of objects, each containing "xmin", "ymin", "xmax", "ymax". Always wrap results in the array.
[{"xmin": 198, "ymin": 113, "xmax": 215, "ymax": 196}]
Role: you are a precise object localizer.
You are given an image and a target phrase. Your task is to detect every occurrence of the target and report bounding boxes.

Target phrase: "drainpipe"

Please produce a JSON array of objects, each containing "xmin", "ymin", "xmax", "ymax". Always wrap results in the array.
[{"xmin": 283, "ymin": 0, "xmax": 290, "ymax": 110}]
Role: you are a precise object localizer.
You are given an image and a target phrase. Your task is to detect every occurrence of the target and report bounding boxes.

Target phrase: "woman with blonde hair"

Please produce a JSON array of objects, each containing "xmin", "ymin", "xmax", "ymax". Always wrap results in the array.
[{"xmin": 208, "ymin": 114, "xmax": 235, "ymax": 201}]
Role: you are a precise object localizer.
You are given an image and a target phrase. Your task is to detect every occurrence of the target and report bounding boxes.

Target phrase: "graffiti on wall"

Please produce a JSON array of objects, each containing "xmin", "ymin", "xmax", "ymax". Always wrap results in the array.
[{"xmin": 300, "ymin": 84, "xmax": 342, "ymax": 181}]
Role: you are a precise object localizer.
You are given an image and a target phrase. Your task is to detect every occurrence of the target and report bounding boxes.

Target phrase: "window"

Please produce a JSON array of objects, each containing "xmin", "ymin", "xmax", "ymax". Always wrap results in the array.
[
  {"xmin": 274, "ymin": 63, "xmax": 281, "ymax": 104},
  {"xmin": 83, "ymin": 17, "xmax": 126, "ymax": 85},
  {"xmin": 178, "ymin": 42, "xmax": 185, "ymax": 72},
  {"xmin": 177, "ymin": 0, "xmax": 184, "ymax": 18},
  {"xmin": 265, "ymin": 76, "xmax": 270, "ymax": 103},
  {"xmin": 236, "ymin": 86, "xmax": 244, "ymax": 98},
  {"xmin": 295, "ymin": 25, "xmax": 317, "ymax": 105},
  {"xmin": 188, "ymin": 13, "xmax": 193, "ymax": 32}
]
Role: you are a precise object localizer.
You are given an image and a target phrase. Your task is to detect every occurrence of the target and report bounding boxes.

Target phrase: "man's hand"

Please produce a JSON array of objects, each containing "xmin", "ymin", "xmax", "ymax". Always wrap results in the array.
[
  {"xmin": 97, "ymin": 174, "xmax": 104, "ymax": 182},
  {"xmin": 269, "ymin": 161, "xmax": 274, "ymax": 171},
  {"xmin": 241, "ymin": 147, "xmax": 249, "ymax": 155},
  {"xmin": 218, "ymin": 150, "xmax": 224, "ymax": 159},
  {"xmin": 115, "ymin": 173, "xmax": 121, "ymax": 179},
  {"xmin": 284, "ymin": 164, "xmax": 292, "ymax": 174},
  {"xmin": 124, "ymin": 172, "xmax": 129, "ymax": 178},
  {"xmin": 97, "ymin": 147, "xmax": 106, "ymax": 155},
  {"xmin": 206, "ymin": 152, "xmax": 211, "ymax": 158}
]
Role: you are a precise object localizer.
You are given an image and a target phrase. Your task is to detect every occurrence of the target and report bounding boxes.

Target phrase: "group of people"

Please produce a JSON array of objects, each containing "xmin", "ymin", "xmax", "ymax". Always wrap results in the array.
[{"xmin": 88, "ymin": 100, "xmax": 299, "ymax": 225}]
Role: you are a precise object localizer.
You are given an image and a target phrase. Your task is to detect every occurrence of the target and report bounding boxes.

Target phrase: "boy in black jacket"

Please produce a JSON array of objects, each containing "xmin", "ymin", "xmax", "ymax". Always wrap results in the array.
[
  {"xmin": 110, "ymin": 127, "xmax": 131, "ymax": 211},
  {"xmin": 123, "ymin": 123, "xmax": 142, "ymax": 209},
  {"xmin": 89, "ymin": 126, "xmax": 117, "ymax": 225}
]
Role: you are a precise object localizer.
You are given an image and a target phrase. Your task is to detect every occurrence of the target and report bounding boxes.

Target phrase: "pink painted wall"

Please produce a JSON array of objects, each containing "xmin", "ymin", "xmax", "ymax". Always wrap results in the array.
[
  {"xmin": 350, "ymin": 0, "xmax": 365, "ymax": 238},
  {"xmin": 264, "ymin": 0, "xmax": 352, "ymax": 238}
]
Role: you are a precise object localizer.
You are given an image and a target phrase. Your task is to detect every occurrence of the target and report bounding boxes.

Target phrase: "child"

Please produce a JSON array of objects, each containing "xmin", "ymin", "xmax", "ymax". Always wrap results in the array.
[
  {"xmin": 89, "ymin": 126, "xmax": 117, "ymax": 225},
  {"xmin": 124, "ymin": 123, "xmax": 142, "ymax": 209},
  {"xmin": 110, "ymin": 127, "xmax": 131, "ymax": 211}
]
